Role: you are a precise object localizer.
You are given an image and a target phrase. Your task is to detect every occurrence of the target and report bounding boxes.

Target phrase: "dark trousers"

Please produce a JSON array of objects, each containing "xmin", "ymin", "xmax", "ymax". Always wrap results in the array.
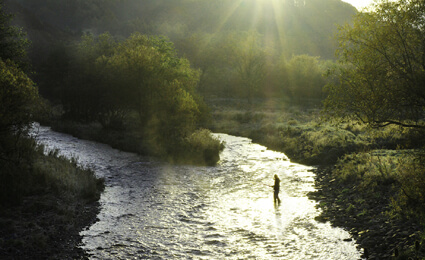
[{"xmin": 274, "ymin": 190, "xmax": 281, "ymax": 205}]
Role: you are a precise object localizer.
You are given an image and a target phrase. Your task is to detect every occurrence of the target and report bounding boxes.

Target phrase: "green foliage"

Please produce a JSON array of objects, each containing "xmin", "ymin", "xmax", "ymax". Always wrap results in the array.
[
  {"xmin": 59, "ymin": 32, "xmax": 118, "ymax": 122},
  {"xmin": 0, "ymin": 3, "xmax": 36, "ymax": 135},
  {"xmin": 184, "ymin": 31, "xmax": 268, "ymax": 99},
  {"xmin": 334, "ymin": 151, "xmax": 392, "ymax": 186},
  {"xmin": 332, "ymin": 149, "xmax": 425, "ymax": 226},
  {"xmin": 46, "ymin": 33, "xmax": 214, "ymax": 162},
  {"xmin": 104, "ymin": 33, "xmax": 200, "ymax": 125},
  {"xmin": 11, "ymin": 0, "xmax": 356, "ymax": 58},
  {"xmin": 325, "ymin": 0, "xmax": 425, "ymax": 129},
  {"xmin": 392, "ymin": 152, "xmax": 425, "ymax": 221},
  {"xmin": 11, "ymin": 0, "xmax": 356, "ymax": 103},
  {"xmin": 180, "ymin": 129, "xmax": 224, "ymax": 165},
  {"xmin": 0, "ymin": 136, "xmax": 104, "ymax": 206},
  {"xmin": 0, "ymin": 59, "xmax": 39, "ymax": 133},
  {"xmin": 0, "ymin": 1, "xmax": 30, "ymax": 69},
  {"xmin": 101, "ymin": 33, "xmax": 202, "ymax": 153},
  {"xmin": 0, "ymin": 2, "xmax": 104, "ymax": 209},
  {"xmin": 277, "ymin": 122, "xmax": 361, "ymax": 164},
  {"xmin": 180, "ymin": 30, "xmax": 332, "ymax": 102},
  {"xmin": 283, "ymin": 55, "xmax": 328, "ymax": 103},
  {"xmin": 227, "ymin": 31, "xmax": 267, "ymax": 102}
]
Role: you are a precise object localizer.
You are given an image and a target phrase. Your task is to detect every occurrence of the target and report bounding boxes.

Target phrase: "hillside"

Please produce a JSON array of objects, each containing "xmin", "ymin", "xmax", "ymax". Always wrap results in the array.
[{"xmin": 5, "ymin": 0, "xmax": 356, "ymax": 60}]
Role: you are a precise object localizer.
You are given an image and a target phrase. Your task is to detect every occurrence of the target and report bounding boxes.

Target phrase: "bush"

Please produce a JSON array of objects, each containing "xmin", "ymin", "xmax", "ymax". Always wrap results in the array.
[
  {"xmin": 333, "ymin": 150, "xmax": 403, "ymax": 188},
  {"xmin": 179, "ymin": 129, "xmax": 224, "ymax": 166},
  {"xmin": 392, "ymin": 152, "xmax": 425, "ymax": 221},
  {"xmin": 275, "ymin": 122, "xmax": 363, "ymax": 164}
]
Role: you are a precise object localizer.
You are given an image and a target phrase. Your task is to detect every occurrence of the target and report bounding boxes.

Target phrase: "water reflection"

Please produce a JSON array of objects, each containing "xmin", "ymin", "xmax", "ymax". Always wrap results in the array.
[{"xmin": 34, "ymin": 126, "xmax": 361, "ymax": 259}]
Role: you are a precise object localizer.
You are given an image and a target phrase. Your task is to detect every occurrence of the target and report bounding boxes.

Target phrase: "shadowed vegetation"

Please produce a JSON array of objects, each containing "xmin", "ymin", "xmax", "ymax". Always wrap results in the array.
[
  {"xmin": 42, "ymin": 32, "xmax": 223, "ymax": 165},
  {"xmin": 1, "ymin": 2, "xmax": 104, "ymax": 258}
]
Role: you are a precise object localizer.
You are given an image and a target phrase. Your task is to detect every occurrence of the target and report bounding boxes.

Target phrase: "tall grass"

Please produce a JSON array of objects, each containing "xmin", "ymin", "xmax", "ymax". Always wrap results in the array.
[
  {"xmin": 207, "ymin": 98, "xmax": 423, "ymax": 165},
  {"xmin": 33, "ymin": 148, "xmax": 104, "ymax": 201},
  {"xmin": 0, "ymin": 134, "xmax": 104, "ymax": 258},
  {"xmin": 0, "ymin": 136, "xmax": 104, "ymax": 207},
  {"xmin": 333, "ymin": 149, "xmax": 425, "ymax": 222},
  {"xmin": 391, "ymin": 152, "xmax": 425, "ymax": 221}
]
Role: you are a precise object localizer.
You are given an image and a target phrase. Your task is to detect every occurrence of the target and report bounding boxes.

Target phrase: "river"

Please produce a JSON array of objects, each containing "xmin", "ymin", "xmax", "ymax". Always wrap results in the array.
[{"xmin": 33, "ymin": 124, "xmax": 362, "ymax": 259}]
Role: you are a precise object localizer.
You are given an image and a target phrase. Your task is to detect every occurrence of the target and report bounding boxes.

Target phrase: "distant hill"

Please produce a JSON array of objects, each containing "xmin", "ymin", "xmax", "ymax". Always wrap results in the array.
[{"xmin": 4, "ymin": 0, "xmax": 356, "ymax": 60}]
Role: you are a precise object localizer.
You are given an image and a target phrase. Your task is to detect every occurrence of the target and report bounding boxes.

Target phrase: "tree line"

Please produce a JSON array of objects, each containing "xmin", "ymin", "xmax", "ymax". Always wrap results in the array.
[
  {"xmin": 40, "ymin": 32, "xmax": 220, "ymax": 159},
  {"xmin": 40, "ymin": 30, "xmax": 334, "ymax": 109},
  {"xmin": 7, "ymin": 0, "xmax": 356, "ymax": 105},
  {"xmin": 325, "ymin": 0, "xmax": 425, "ymax": 130}
]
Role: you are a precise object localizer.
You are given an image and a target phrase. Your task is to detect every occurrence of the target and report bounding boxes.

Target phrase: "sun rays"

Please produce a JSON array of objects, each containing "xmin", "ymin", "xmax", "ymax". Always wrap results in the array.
[
  {"xmin": 212, "ymin": 0, "xmax": 287, "ymax": 50},
  {"xmin": 213, "ymin": 0, "xmax": 244, "ymax": 33}
]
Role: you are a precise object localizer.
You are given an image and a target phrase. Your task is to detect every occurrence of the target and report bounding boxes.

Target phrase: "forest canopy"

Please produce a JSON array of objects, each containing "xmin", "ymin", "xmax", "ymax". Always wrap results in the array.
[
  {"xmin": 0, "ymin": 1, "xmax": 37, "ymax": 136},
  {"xmin": 48, "ymin": 32, "xmax": 214, "ymax": 160}
]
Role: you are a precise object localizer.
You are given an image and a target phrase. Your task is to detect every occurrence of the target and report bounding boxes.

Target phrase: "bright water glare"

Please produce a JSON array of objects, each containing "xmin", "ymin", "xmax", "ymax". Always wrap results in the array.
[{"xmin": 33, "ymin": 124, "xmax": 362, "ymax": 259}]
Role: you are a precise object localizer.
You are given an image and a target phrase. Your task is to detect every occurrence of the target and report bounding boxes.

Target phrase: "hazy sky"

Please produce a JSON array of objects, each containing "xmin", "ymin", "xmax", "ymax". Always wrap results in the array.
[{"xmin": 341, "ymin": 0, "xmax": 375, "ymax": 10}]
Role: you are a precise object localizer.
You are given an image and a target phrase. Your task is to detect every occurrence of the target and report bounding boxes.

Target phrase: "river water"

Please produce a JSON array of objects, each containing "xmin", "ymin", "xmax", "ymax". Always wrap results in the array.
[{"xmin": 33, "ymin": 124, "xmax": 362, "ymax": 259}]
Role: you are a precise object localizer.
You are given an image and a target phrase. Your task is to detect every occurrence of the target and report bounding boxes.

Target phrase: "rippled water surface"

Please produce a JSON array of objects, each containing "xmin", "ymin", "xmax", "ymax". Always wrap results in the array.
[{"xmin": 34, "ymin": 125, "xmax": 361, "ymax": 259}]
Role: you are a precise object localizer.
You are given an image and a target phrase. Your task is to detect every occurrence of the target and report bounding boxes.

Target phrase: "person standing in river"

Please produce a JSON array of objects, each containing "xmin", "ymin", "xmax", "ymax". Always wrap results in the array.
[{"xmin": 272, "ymin": 174, "xmax": 281, "ymax": 206}]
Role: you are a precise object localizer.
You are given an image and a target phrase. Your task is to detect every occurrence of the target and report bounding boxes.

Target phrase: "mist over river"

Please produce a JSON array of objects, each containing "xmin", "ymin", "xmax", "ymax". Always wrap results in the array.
[{"xmin": 33, "ymin": 124, "xmax": 362, "ymax": 259}]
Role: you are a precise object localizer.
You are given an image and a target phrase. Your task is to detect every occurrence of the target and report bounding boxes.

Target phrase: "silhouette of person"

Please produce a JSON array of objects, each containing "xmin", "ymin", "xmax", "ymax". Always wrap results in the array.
[{"xmin": 272, "ymin": 174, "xmax": 281, "ymax": 205}]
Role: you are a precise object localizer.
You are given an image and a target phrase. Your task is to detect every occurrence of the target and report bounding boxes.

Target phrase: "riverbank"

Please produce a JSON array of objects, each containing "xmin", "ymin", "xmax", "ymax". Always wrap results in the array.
[
  {"xmin": 0, "ymin": 142, "xmax": 104, "ymax": 259},
  {"xmin": 206, "ymin": 98, "xmax": 425, "ymax": 259},
  {"xmin": 309, "ymin": 166, "xmax": 423, "ymax": 259},
  {"xmin": 49, "ymin": 119, "xmax": 223, "ymax": 166},
  {"xmin": 0, "ymin": 193, "xmax": 100, "ymax": 259}
]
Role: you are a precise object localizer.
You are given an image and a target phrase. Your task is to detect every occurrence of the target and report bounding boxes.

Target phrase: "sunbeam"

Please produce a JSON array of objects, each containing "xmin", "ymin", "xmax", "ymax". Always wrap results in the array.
[
  {"xmin": 213, "ymin": 0, "xmax": 244, "ymax": 33},
  {"xmin": 211, "ymin": 0, "xmax": 287, "ymax": 52}
]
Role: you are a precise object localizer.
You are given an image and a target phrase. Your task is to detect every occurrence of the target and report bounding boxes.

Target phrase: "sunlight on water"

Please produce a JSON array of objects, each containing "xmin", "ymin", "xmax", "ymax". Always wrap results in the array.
[{"xmin": 33, "ymin": 125, "xmax": 362, "ymax": 259}]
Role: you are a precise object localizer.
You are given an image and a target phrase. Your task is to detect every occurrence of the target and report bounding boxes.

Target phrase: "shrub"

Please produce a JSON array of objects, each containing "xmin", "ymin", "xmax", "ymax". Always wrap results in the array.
[
  {"xmin": 180, "ymin": 129, "xmax": 224, "ymax": 165},
  {"xmin": 333, "ymin": 150, "xmax": 402, "ymax": 188},
  {"xmin": 392, "ymin": 152, "xmax": 425, "ymax": 221}
]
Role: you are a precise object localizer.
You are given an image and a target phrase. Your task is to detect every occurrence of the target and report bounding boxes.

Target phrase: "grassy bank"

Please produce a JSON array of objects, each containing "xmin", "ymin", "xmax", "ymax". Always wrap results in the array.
[
  {"xmin": 0, "ymin": 137, "xmax": 104, "ymax": 259},
  {"xmin": 207, "ymin": 98, "xmax": 425, "ymax": 259},
  {"xmin": 49, "ymin": 114, "xmax": 224, "ymax": 166},
  {"xmin": 310, "ymin": 153, "xmax": 425, "ymax": 259},
  {"xmin": 207, "ymin": 98, "xmax": 421, "ymax": 165}
]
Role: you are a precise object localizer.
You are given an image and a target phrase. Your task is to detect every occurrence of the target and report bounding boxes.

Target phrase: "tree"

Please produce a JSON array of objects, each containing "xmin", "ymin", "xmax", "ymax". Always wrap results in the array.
[
  {"xmin": 102, "ymin": 33, "xmax": 202, "ymax": 153},
  {"xmin": 325, "ymin": 0, "xmax": 425, "ymax": 128},
  {"xmin": 195, "ymin": 31, "xmax": 268, "ymax": 100},
  {"xmin": 60, "ymin": 32, "xmax": 118, "ymax": 122},
  {"xmin": 0, "ymin": 1, "xmax": 37, "ymax": 135},
  {"xmin": 228, "ymin": 31, "xmax": 267, "ymax": 102},
  {"xmin": 0, "ymin": 1, "xmax": 30, "ymax": 70},
  {"xmin": 0, "ymin": 59, "xmax": 38, "ymax": 135},
  {"xmin": 286, "ymin": 55, "xmax": 326, "ymax": 103}
]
